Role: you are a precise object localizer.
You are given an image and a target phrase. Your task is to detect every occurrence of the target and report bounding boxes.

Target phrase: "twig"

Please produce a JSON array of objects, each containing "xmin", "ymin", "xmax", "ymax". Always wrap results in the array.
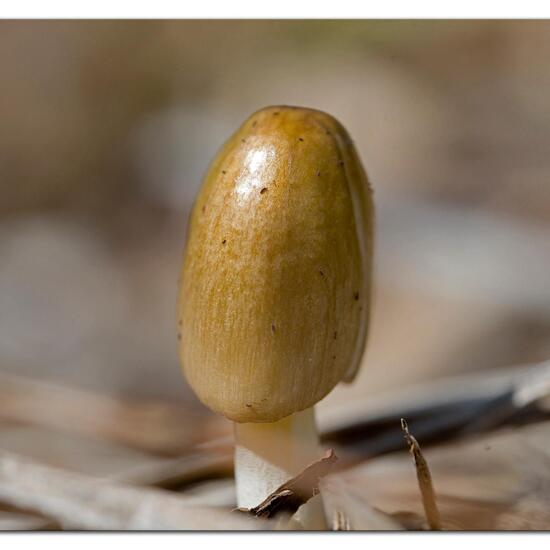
[
  {"xmin": 240, "ymin": 449, "xmax": 337, "ymax": 519},
  {"xmin": 401, "ymin": 418, "xmax": 441, "ymax": 530},
  {"xmin": 0, "ymin": 451, "xmax": 266, "ymax": 530}
]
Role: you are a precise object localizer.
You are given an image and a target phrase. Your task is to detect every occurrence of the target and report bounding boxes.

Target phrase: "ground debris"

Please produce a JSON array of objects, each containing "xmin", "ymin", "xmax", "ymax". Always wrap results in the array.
[
  {"xmin": 401, "ymin": 418, "xmax": 441, "ymax": 530},
  {"xmin": 0, "ymin": 451, "xmax": 265, "ymax": 531},
  {"xmin": 321, "ymin": 475, "xmax": 405, "ymax": 531},
  {"xmin": 239, "ymin": 449, "xmax": 337, "ymax": 519},
  {"xmin": 332, "ymin": 509, "xmax": 352, "ymax": 530}
]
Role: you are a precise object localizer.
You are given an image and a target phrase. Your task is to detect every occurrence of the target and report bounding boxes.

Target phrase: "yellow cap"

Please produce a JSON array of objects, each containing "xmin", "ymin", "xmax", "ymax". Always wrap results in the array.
[{"xmin": 177, "ymin": 106, "xmax": 373, "ymax": 422}]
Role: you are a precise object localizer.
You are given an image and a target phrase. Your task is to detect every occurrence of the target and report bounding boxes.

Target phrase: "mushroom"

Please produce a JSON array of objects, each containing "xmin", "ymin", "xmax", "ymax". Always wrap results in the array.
[{"xmin": 177, "ymin": 106, "xmax": 373, "ymax": 528}]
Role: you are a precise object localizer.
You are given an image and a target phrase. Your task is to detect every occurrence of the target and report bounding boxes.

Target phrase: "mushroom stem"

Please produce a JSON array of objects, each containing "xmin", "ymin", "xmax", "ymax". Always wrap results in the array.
[{"xmin": 234, "ymin": 406, "xmax": 327, "ymax": 529}]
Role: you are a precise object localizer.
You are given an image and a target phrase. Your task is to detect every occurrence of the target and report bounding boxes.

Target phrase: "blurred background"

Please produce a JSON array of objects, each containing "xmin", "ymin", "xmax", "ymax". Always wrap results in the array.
[{"xmin": 1, "ymin": 19, "xmax": 550, "ymax": 438}]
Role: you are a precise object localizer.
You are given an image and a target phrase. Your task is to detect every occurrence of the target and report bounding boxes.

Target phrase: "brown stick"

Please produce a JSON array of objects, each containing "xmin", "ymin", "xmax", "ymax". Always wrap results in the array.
[
  {"xmin": 241, "ymin": 449, "xmax": 337, "ymax": 520},
  {"xmin": 401, "ymin": 418, "xmax": 441, "ymax": 530}
]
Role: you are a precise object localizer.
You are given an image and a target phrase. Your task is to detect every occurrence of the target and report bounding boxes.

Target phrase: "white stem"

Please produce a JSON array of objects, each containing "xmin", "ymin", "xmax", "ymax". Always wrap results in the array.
[{"xmin": 234, "ymin": 407, "xmax": 327, "ymax": 530}]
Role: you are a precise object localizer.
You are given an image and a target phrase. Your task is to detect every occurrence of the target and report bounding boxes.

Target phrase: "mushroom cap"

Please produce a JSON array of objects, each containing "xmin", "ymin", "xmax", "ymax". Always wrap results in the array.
[{"xmin": 177, "ymin": 106, "xmax": 373, "ymax": 423}]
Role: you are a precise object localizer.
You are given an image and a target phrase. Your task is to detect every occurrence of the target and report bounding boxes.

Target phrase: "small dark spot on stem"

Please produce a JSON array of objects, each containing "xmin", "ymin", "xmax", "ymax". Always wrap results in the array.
[
  {"xmin": 333, "ymin": 331, "xmax": 338, "ymax": 340},
  {"xmin": 354, "ymin": 291, "xmax": 360, "ymax": 301},
  {"xmin": 222, "ymin": 239, "xmax": 227, "ymax": 245},
  {"xmin": 319, "ymin": 270, "xmax": 325, "ymax": 277},
  {"xmin": 298, "ymin": 137, "xmax": 304, "ymax": 142},
  {"xmin": 260, "ymin": 187, "xmax": 268, "ymax": 194},
  {"xmin": 177, "ymin": 333, "xmax": 182, "ymax": 341},
  {"xmin": 241, "ymin": 139, "xmax": 246, "ymax": 143},
  {"xmin": 273, "ymin": 111, "xmax": 279, "ymax": 116},
  {"xmin": 316, "ymin": 171, "xmax": 321, "ymax": 177},
  {"xmin": 332, "ymin": 355, "xmax": 336, "ymax": 360},
  {"xmin": 338, "ymin": 161, "xmax": 344, "ymax": 168},
  {"xmin": 252, "ymin": 120, "xmax": 257, "ymax": 127},
  {"xmin": 222, "ymin": 170, "xmax": 227, "ymax": 175},
  {"xmin": 325, "ymin": 130, "xmax": 331, "ymax": 135},
  {"xmin": 271, "ymin": 322, "xmax": 276, "ymax": 334},
  {"xmin": 201, "ymin": 205, "xmax": 206, "ymax": 213},
  {"xmin": 245, "ymin": 403, "xmax": 252, "ymax": 408}
]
